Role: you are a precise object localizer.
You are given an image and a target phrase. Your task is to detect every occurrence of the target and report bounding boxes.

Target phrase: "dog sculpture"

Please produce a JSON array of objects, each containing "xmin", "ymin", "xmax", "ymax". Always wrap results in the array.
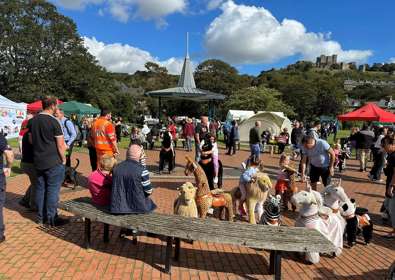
[
  {"xmin": 174, "ymin": 182, "xmax": 198, "ymax": 218},
  {"xmin": 292, "ymin": 183, "xmax": 329, "ymax": 264},
  {"xmin": 64, "ymin": 159, "xmax": 80, "ymax": 189},
  {"xmin": 322, "ymin": 179, "xmax": 349, "ymax": 256},
  {"xmin": 232, "ymin": 172, "xmax": 272, "ymax": 224},
  {"xmin": 341, "ymin": 198, "xmax": 373, "ymax": 247},
  {"xmin": 184, "ymin": 156, "xmax": 233, "ymax": 221}
]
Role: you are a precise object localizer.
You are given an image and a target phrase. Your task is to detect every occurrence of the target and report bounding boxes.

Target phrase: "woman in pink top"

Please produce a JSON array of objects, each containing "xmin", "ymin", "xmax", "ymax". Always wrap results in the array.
[{"xmin": 88, "ymin": 155, "xmax": 117, "ymax": 206}]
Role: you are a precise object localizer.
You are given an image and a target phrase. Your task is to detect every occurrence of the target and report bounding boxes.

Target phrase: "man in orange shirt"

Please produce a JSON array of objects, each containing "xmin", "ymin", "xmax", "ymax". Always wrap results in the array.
[{"xmin": 90, "ymin": 108, "xmax": 119, "ymax": 167}]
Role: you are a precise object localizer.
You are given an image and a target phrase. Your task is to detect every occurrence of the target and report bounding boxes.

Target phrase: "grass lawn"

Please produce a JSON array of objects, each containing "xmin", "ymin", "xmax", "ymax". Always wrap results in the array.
[
  {"xmin": 7, "ymin": 137, "xmax": 18, "ymax": 149},
  {"xmin": 11, "ymin": 160, "xmax": 23, "ymax": 177},
  {"xmin": 327, "ymin": 130, "xmax": 350, "ymax": 145}
]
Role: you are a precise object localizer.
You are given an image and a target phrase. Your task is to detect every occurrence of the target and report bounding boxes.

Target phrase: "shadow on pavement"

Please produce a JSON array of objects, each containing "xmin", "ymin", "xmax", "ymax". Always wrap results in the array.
[{"xmin": 42, "ymin": 220, "xmax": 272, "ymax": 279}]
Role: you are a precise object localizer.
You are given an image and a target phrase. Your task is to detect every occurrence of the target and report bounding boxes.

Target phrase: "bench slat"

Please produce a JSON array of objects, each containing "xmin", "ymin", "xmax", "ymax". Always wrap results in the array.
[{"xmin": 59, "ymin": 197, "xmax": 335, "ymax": 253}]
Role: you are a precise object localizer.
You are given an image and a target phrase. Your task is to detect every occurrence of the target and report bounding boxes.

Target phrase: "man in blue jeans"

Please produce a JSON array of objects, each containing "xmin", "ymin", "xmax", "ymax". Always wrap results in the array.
[
  {"xmin": 249, "ymin": 121, "xmax": 262, "ymax": 158},
  {"xmin": 0, "ymin": 133, "xmax": 14, "ymax": 243},
  {"xmin": 31, "ymin": 96, "xmax": 68, "ymax": 227}
]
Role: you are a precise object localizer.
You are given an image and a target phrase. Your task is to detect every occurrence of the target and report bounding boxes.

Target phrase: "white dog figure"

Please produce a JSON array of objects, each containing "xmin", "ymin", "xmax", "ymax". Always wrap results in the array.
[
  {"xmin": 292, "ymin": 183, "xmax": 329, "ymax": 264},
  {"xmin": 322, "ymin": 179, "xmax": 349, "ymax": 217},
  {"xmin": 321, "ymin": 179, "xmax": 349, "ymax": 256}
]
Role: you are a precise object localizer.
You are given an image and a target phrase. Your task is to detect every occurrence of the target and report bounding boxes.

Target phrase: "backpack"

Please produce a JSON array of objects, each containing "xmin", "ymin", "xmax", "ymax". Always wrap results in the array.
[{"xmin": 64, "ymin": 119, "xmax": 81, "ymax": 143}]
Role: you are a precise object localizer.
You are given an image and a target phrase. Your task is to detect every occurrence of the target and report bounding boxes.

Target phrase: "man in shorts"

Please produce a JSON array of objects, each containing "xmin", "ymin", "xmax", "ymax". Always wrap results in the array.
[{"xmin": 300, "ymin": 135, "xmax": 335, "ymax": 190}]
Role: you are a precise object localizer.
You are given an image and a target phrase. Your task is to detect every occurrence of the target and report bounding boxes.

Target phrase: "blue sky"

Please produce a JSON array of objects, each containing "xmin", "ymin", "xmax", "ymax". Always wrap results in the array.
[{"xmin": 52, "ymin": 0, "xmax": 395, "ymax": 75}]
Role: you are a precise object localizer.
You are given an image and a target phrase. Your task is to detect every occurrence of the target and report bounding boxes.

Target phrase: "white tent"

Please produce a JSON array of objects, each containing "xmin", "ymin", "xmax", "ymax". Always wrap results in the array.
[
  {"xmin": 0, "ymin": 95, "xmax": 27, "ymax": 138},
  {"xmin": 226, "ymin": 110, "xmax": 255, "ymax": 122},
  {"xmin": 238, "ymin": 111, "xmax": 293, "ymax": 142}
]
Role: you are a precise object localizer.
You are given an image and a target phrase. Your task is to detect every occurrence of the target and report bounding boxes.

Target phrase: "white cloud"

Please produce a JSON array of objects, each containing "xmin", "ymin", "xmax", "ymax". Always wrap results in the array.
[
  {"xmin": 83, "ymin": 37, "xmax": 188, "ymax": 75},
  {"xmin": 56, "ymin": 0, "xmax": 104, "ymax": 10},
  {"xmin": 205, "ymin": 1, "xmax": 372, "ymax": 64},
  {"xmin": 390, "ymin": 57, "xmax": 395, "ymax": 63},
  {"xmin": 207, "ymin": 0, "xmax": 224, "ymax": 10},
  {"xmin": 108, "ymin": 1, "xmax": 130, "ymax": 23},
  {"xmin": 56, "ymin": 0, "xmax": 186, "ymax": 25}
]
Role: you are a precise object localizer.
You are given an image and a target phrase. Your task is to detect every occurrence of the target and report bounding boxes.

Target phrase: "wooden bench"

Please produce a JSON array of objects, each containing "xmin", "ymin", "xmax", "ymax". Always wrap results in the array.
[{"xmin": 59, "ymin": 197, "xmax": 335, "ymax": 280}]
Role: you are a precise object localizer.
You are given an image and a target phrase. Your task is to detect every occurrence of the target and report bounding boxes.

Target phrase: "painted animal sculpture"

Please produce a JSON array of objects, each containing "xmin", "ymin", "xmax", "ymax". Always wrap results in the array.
[
  {"xmin": 174, "ymin": 182, "xmax": 198, "ymax": 218},
  {"xmin": 184, "ymin": 156, "xmax": 233, "ymax": 221},
  {"xmin": 322, "ymin": 179, "xmax": 349, "ymax": 256},
  {"xmin": 232, "ymin": 172, "xmax": 272, "ymax": 224},
  {"xmin": 260, "ymin": 194, "xmax": 282, "ymax": 226},
  {"xmin": 340, "ymin": 199, "xmax": 373, "ymax": 247}
]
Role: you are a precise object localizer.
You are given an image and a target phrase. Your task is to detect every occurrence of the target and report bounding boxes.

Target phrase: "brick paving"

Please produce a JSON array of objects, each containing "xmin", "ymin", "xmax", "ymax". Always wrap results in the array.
[{"xmin": 0, "ymin": 147, "xmax": 394, "ymax": 279}]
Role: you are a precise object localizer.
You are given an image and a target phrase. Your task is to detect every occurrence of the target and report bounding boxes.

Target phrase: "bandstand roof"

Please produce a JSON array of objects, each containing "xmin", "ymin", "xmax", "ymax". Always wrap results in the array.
[{"xmin": 145, "ymin": 36, "xmax": 225, "ymax": 102}]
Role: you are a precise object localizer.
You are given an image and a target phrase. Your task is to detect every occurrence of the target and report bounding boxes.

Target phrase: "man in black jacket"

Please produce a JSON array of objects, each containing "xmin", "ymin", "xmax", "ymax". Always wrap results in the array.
[
  {"xmin": 291, "ymin": 121, "xmax": 304, "ymax": 158},
  {"xmin": 355, "ymin": 124, "xmax": 375, "ymax": 172},
  {"xmin": 249, "ymin": 121, "xmax": 261, "ymax": 158}
]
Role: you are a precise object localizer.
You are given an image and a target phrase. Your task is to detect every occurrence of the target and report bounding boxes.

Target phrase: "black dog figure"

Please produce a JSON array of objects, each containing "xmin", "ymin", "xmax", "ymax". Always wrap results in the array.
[
  {"xmin": 341, "ymin": 199, "xmax": 373, "ymax": 247},
  {"xmin": 64, "ymin": 159, "xmax": 80, "ymax": 190}
]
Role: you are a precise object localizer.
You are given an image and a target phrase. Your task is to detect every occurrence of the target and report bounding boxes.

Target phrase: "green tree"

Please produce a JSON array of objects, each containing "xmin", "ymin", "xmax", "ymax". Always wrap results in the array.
[
  {"xmin": 224, "ymin": 86, "xmax": 295, "ymax": 117},
  {"xmin": 255, "ymin": 67, "xmax": 345, "ymax": 121},
  {"xmin": 194, "ymin": 59, "xmax": 252, "ymax": 96},
  {"xmin": 0, "ymin": 0, "xmax": 104, "ymax": 101}
]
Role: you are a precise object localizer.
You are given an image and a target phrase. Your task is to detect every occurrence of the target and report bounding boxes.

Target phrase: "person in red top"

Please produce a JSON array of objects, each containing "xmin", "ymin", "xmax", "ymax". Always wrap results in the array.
[
  {"xmin": 167, "ymin": 121, "xmax": 178, "ymax": 148},
  {"xmin": 183, "ymin": 118, "xmax": 195, "ymax": 152},
  {"xmin": 88, "ymin": 154, "xmax": 117, "ymax": 206},
  {"xmin": 18, "ymin": 114, "xmax": 33, "ymax": 153}
]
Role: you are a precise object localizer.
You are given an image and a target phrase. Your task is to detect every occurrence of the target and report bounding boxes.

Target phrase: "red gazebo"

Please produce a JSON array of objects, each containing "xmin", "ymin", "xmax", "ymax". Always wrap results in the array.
[
  {"xmin": 27, "ymin": 99, "xmax": 63, "ymax": 113},
  {"xmin": 337, "ymin": 103, "xmax": 395, "ymax": 122}
]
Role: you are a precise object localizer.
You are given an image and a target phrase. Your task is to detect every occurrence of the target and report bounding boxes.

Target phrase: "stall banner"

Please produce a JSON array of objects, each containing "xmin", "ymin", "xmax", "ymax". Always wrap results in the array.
[{"xmin": 0, "ymin": 108, "xmax": 26, "ymax": 138}]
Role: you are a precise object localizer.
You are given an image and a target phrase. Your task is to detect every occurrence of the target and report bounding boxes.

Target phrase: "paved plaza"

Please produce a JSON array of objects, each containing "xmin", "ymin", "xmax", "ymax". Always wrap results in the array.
[{"xmin": 0, "ymin": 147, "xmax": 394, "ymax": 280}]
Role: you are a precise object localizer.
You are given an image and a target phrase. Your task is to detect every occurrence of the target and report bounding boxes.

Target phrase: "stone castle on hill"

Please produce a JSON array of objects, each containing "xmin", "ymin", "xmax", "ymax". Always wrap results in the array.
[{"xmin": 315, "ymin": 54, "xmax": 356, "ymax": 70}]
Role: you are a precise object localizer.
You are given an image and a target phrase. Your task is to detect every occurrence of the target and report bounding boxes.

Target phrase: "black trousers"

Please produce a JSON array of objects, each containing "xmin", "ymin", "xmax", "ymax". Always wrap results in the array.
[
  {"xmin": 224, "ymin": 133, "xmax": 229, "ymax": 149},
  {"xmin": 66, "ymin": 142, "xmax": 75, "ymax": 167},
  {"xmin": 0, "ymin": 175, "xmax": 5, "ymax": 238},
  {"xmin": 309, "ymin": 164, "xmax": 331, "ymax": 186},
  {"xmin": 370, "ymin": 148, "xmax": 385, "ymax": 180},
  {"xmin": 88, "ymin": 146, "xmax": 97, "ymax": 171},
  {"xmin": 278, "ymin": 143, "xmax": 286, "ymax": 154},
  {"xmin": 159, "ymin": 149, "xmax": 175, "ymax": 172},
  {"xmin": 227, "ymin": 139, "xmax": 236, "ymax": 155}
]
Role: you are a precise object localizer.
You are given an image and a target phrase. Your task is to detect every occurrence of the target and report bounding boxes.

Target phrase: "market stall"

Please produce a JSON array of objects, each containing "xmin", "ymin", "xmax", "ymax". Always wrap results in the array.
[
  {"xmin": 27, "ymin": 99, "xmax": 63, "ymax": 113},
  {"xmin": 58, "ymin": 101, "xmax": 100, "ymax": 118},
  {"xmin": 337, "ymin": 102, "xmax": 395, "ymax": 122},
  {"xmin": 0, "ymin": 95, "xmax": 27, "ymax": 138}
]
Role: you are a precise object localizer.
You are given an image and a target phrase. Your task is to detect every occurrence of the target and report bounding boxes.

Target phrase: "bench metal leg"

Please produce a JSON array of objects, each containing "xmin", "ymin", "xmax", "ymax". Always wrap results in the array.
[
  {"xmin": 164, "ymin": 236, "xmax": 174, "ymax": 274},
  {"xmin": 132, "ymin": 230, "xmax": 138, "ymax": 245},
  {"xmin": 103, "ymin": 224, "xmax": 109, "ymax": 243},
  {"xmin": 84, "ymin": 218, "xmax": 91, "ymax": 249},
  {"xmin": 269, "ymin": 250, "xmax": 275, "ymax": 274},
  {"xmin": 174, "ymin": 238, "xmax": 180, "ymax": 261},
  {"xmin": 269, "ymin": 251, "xmax": 282, "ymax": 280}
]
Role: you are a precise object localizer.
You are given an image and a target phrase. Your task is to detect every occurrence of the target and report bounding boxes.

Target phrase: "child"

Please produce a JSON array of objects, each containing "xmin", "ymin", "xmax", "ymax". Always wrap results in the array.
[
  {"xmin": 238, "ymin": 155, "xmax": 261, "ymax": 216},
  {"xmin": 210, "ymin": 135, "xmax": 219, "ymax": 184},
  {"xmin": 275, "ymin": 154, "xmax": 297, "ymax": 211},
  {"xmin": 88, "ymin": 154, "xmax": 117, "ymax": 207},
  {"xmin": 333, "ymin": 143, "xmax": 341, "ymax": 170}
]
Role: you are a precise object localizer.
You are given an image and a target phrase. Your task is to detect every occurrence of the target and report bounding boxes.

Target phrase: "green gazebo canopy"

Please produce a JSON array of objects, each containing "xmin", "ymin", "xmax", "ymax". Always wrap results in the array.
[{"xmin": 59, "ymin": 101, "xmax": 100, "ymax": 117}]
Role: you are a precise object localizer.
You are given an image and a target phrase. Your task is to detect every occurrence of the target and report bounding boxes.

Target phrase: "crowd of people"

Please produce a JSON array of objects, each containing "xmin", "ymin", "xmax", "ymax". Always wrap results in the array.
[
  {"xmin": 1, "ymin": 98, "xmax": 395, "ymax": 245},
  {"xmin": 2, "ymin": 96, "xmax": 156, "ymax": 239}
]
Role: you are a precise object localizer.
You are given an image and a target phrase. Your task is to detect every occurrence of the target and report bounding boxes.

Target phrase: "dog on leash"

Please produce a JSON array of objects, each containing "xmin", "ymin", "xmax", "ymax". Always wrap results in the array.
[{"xmin": 64, "ymin": 159, "xmax": 80, "ymax": 190}]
